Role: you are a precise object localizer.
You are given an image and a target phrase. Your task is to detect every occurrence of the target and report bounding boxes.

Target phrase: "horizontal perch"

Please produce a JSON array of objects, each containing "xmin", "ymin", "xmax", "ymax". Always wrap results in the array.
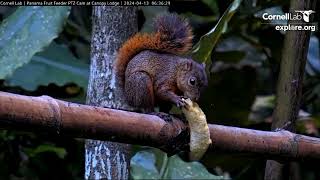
[{"xmin": 0, "ymin": 91, "xmax": 319, "ymax": 160}]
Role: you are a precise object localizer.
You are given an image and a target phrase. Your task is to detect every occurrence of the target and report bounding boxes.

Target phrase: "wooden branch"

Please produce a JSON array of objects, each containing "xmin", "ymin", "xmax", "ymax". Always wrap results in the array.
[{"xmin": 1, "ymin": 91, "xmax": 320, "ymax": 161}]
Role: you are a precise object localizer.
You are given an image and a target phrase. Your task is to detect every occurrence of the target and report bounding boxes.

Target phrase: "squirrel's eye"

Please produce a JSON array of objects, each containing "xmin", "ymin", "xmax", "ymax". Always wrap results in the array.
[{"xmin": 189, "ymin": 77, "xmax": 196, "ymax": 86}]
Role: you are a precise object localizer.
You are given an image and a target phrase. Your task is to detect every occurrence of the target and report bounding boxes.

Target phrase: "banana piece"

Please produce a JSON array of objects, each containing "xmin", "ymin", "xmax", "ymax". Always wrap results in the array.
[{"xmin": 181, "ymin": 98, "xmax": 212, "ymax": 161}]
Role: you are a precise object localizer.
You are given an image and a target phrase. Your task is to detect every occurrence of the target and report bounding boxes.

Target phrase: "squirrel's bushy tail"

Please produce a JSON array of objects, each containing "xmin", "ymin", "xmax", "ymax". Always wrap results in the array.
[{"xmin": 115, "ymin": 13, "xmax": 193, "ymax": 86}]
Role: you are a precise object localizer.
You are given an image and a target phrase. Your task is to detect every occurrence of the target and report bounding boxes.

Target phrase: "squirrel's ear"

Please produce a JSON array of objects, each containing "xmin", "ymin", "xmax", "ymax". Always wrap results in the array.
[{"xmin": 183, "ymin": 62, "xmax": 193, "ymax": 71}]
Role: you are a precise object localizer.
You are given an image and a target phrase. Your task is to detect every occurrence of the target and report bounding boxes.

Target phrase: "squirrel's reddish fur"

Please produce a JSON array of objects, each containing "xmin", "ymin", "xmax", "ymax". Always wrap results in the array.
[
  {"xmin": 115, "ymin": 14, "xmax": 193, "ymax": 87},
  {"xmin": 114, "ymin": 13, "xmax": 207, "ymax": 111}
]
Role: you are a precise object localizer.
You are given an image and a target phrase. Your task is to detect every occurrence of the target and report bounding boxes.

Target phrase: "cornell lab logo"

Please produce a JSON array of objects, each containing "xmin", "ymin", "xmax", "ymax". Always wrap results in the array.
[
  {"xmin": 262, "ymin": 9, "xmax": 317, "ymax": 32},
  {"xmin": 262, "ymin": 10, "xmax": 316, "ymax": 23},
  {"xmin": 295, "ymin": 10, "xmax": 315, "ymax": 22}
]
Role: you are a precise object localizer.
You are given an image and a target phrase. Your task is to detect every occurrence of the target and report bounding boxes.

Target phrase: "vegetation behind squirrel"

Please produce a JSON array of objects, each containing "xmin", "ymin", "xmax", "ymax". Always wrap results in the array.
[{"xmin": 115, "ymin": 13, "xmax": 208, "ymax": 111}]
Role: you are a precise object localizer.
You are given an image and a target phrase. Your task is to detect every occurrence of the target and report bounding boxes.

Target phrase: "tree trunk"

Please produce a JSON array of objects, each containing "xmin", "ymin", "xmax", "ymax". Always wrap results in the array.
[
  {"xmin": 264, "ymin": 0, "xmax": 317, "ymax": 179},
  {"xmin": 85, "ymin": 6, "xmax": 138, "ymax": 179}
]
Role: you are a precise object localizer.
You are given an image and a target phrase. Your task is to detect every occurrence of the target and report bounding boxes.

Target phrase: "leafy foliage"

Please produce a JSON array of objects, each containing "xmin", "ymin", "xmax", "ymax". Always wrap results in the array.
[
  {"xmin": 131, "ymin": 149, "xmax": 223, "ymax": 179},
  {"xmin": 191, "ymin": 0, "xmax": 242, "ymax": 67},
  {"xmin": 0, "ymin": 6, "xmax": 71, "ymax": 78},
  {"xmin": 6, "ymin": 42, "xmax": 89, "ymax": 91}
]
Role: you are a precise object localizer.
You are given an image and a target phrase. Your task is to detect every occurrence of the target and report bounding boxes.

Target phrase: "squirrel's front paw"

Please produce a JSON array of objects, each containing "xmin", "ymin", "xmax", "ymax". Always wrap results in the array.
[
  {"xmin": 173, "ymin": 96, "xmax": 185, "ymax": 108},
  {"xmin": 180, "ymin": 98, "xmax": 193, "ymax": 111}
]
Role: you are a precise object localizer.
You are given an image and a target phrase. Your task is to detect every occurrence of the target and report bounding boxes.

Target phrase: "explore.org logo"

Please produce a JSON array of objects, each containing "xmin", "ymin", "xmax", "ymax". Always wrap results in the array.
[{"xmin": 262, "ymin": 10, "xmax": 317, "ymax": 32}]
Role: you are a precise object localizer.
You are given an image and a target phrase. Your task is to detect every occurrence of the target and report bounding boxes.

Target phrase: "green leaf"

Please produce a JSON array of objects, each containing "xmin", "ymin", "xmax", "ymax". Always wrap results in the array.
[
  {"xmin": 131, "ymin": 149, "xmax": 222, "ymax": 179},
  {"xmin": 5, "ymin": 42, "xmax": 89, "ymax": 91},
  {"xmin": 0, "ymin": 6, "xmax": 71, "ymax": 78},
  {"xmin": 191, "ymin": 0, "xmax": 242, "ymax": 65},
  {"xmin": 164, "ymin": 155, "xmax": 222, "ymax": 179},
  {"xmin": 131, "ymin": 151, "xmax": 161, "ymax": 179},
  {"xmin": 24, "ymin": 144, "xmax": 67, "ymax": 159}
]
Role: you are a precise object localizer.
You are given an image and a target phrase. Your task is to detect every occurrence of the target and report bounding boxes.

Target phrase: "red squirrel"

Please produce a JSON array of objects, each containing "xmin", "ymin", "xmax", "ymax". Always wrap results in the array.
[{"xmin": 115, "ymin": 13, "xmax": 208, "ymax": 111}]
